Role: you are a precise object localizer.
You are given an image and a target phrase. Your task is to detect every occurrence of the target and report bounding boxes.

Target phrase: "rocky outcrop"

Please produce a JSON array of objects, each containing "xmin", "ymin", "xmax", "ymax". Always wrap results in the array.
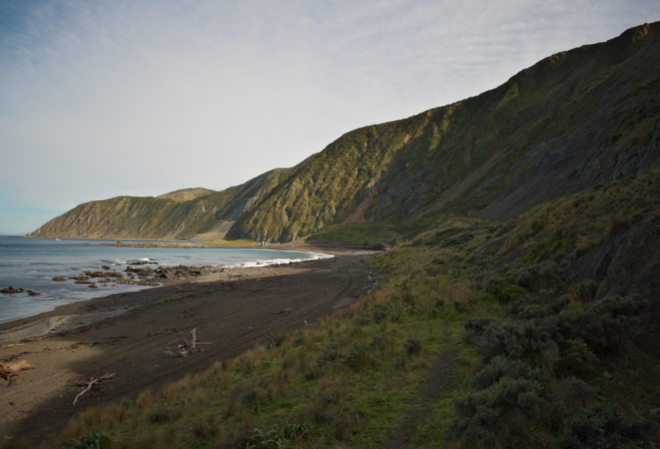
[{"xmin": 155, "ymin": 265, "xmax": 217, "ymax": 280}]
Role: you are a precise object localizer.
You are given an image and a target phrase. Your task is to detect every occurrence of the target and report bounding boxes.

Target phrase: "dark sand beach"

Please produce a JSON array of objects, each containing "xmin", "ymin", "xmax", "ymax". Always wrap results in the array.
[{"xmin": 0, "ymin": 246, "xmax": 381, "ymax": 442}]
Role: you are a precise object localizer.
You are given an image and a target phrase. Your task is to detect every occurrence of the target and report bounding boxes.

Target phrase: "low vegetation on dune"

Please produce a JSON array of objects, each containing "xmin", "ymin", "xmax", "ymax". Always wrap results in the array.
[{"xmin": 16, "ymin": 170, "xmax": 660, "ymax": 449}]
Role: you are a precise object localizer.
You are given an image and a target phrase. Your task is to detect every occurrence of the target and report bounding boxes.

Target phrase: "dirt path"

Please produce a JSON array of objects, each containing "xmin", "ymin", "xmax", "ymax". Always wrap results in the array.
[
  {"xmin": 0, "ymin": 254, "xmax": 378, "ymax": 443},
  {"xmin": 383, "ymin": 336, "xmax": 459, "ymax": 448}
]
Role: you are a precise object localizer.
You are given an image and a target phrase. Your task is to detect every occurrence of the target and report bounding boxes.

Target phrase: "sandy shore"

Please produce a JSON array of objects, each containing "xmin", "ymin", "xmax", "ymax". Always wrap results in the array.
[{"xmin": 0, "ymin": 247, "xmax": 382, "ymax": 442}]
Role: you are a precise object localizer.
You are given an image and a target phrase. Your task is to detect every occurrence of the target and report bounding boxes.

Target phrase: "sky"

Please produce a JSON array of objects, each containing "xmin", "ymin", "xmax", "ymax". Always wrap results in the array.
[{"xmin": 1, "ymin": 1, "xmax": 658, "ymax": 234}]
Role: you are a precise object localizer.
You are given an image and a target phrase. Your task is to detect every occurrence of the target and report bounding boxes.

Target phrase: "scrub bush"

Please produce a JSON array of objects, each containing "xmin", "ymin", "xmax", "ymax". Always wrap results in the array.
[
  {"xmin": 561, "ymin": 403, "xmax": 658, "ymax": 449},
  {"xmin": 558, "ymin": 294, "xmax": 648, "ymax": 355},
  {"xmin": 464, "ymin": 317, "xmax": 497, "ymax": 334},
  {"xmin": 477, "ymin": 319, "xmax": 557, "ymax": 363},
  {"xmin": 517, "ymin": 304, "xmax": 546, "ymax": 320},
  {"xmin": 404, "ymin": 338, "xmax": 422, "ymax": 356},
  {"xmin": 488, "ymin": 282, "xmax": 526, "ymax": 304},
  {"xmin": 498, "ymin": 261, "xmax": 563, "ymax": 292}
]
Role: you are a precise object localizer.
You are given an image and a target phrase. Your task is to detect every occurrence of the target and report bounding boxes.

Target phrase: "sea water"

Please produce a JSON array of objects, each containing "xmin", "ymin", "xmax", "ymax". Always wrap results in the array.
[{"xmin": 0, "ymin": 237, "xmax": 331, "ymax": 324}]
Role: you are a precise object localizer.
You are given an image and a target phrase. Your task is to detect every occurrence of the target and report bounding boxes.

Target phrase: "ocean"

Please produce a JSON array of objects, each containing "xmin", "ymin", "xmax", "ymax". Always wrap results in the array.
[{"xmin": 0, "ymin": 237, "xmax": 331, "ymax": 324}]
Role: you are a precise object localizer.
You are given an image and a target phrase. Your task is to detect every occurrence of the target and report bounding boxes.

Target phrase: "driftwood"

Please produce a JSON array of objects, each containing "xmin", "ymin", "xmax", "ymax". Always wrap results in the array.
[
  {"xmin": 271, "ymin": 307, "xmax": 292, "ymax": 314},
  {"xmin": 72, "ymin": 373, "xmax": 116, "ymax": 405},
  {"xmin": 0, "ymin": 360, "xmax": 35, "ymax": 387},
  {"xmin": 165, "ymin": 328, "xmax": 211, "ymax": 358}
]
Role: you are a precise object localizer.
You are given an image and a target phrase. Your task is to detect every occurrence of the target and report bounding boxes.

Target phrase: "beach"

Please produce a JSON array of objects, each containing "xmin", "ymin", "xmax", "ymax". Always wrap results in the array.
[{"xmin": 0, "ymin": 246, "xmax": 381, "ymax": 442}]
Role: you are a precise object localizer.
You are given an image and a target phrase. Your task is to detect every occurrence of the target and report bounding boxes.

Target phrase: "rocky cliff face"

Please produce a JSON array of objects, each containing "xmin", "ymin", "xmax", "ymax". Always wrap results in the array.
[
  {"xmin": 32, "ymin": 168, "xmax": 293, "ymax": 240},
  {"xmin": 228, "ymin": 22, "xmax": 660, "ymax": 242}
]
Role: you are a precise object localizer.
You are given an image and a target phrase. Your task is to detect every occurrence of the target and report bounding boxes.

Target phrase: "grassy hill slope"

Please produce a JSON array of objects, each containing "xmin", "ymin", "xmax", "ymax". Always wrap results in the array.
[
  {"xmin": 31, "ymin": 168, "xmax": 294, "ymax": 240},
  {"xmin": 156, "ymin": 188, "xmax": 216, "ymax": 203},
  {"xmin": 228, "ymin": 22, "xmax": 660, "ymax": 243}
]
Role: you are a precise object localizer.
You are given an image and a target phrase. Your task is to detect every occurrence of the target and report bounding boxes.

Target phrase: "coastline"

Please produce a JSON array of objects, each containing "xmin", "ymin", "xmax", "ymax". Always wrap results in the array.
[
  {"xmin": 0, "ymin": 248, "xmax": 382, "ymax": 442},
  {"xmin": 0, "ymin": 239, "xmax": 346, "ymax": 326}
]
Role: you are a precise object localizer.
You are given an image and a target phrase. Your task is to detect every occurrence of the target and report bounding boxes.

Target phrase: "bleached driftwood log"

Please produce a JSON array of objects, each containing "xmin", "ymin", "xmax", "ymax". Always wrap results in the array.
[
  {"xmin": 72, "ymin": 373, "xmax": 116, "ymax": 405},
  {"xmin": 165, "ymin": 328, "xmax": 211, "ymax": 358}
]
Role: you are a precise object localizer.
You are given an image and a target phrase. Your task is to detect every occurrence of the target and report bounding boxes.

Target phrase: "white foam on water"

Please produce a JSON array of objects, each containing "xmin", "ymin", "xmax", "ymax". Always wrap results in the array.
[{"xmin": 226, "ymin": 251, "xmax": 333, "ymax": 268}]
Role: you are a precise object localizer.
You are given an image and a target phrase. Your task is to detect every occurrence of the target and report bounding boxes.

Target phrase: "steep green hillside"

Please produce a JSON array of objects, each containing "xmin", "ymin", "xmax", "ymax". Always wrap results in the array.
[
  {"xmin": 32, "ymin": 168, "xmax": 294, "ymax": 240},
  {"xmin": 228, "ymin": 22, "xmax": 660, "ymax": 242}
]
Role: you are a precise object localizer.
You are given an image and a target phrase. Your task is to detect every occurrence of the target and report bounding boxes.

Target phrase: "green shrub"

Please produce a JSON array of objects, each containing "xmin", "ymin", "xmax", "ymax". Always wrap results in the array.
[
  {"xmin": 404, "ymin": 338, "xmax": 422, "ymax": 355},
  {"xmin": 589, "ymin": 293, "xmax": 647, "ymax": 316},
  {"xmin": 471, "ymin": 356, "xmax": 547, "ymax": 391},
  {"xmin": 477, "ymin": 319, "xmax": 557, "ymax": 363},
  {"xmin": 149, "ymin": 408, "xmax": 171, "ymax": 423},
  {"xmin": 568, "ymin": 279, "xmax": 600, "ymax": 301},
  {"xmin": 373, "ymin": 309, "xmax": 388, "ymax": 324},
  {"xmin": 543, "ymin": 377, "xmax": 594, "ymax": 429},
  {"xmin": 550, "ymin": 295, "xmax": 571, "ymax": 314},
  {"xmin": 265, "ymin": 335, "xmax": 285, "ymax": 350},
  {"xmin": 355, "ymin": 316, "xmax": 371, "ymax": 327},
  {"xmin": 344, "ymin": 341, "xmax": 372, "ymax": 372},
  {"xmin": 58, "ymin": 428, "xmax": 115, "ymax": 448},
  {"xmin": 517, "ymin": 304, "xmax": 546, "ymax": 320},
  {"xmin": 561, "ymin": 403, "xmax": 658, "ymax": 449},
  {"xmin": 558, "ymin": 294, "xmax": 649, "ymax": 355},
  {"xmin": 318, "ymin": 342, "xmax": 339, "ymax": 362},
  {"xmin": 464, "ymin": 317, "xmax": 497, "ymax": 334},
  {"xmin": 488, "ymin": 282, "xmax": 526, "ymax": 304},
  {"xmin": 242, "ymin": 388, "xmax": 270, "ymax": 410},
  {"xmin": 499, "ymin": 261, "xmax": 563, "ymax": 292},
  {"xmin": 452, "ymin": 376, "xmax": 546, "ymax": 446}
]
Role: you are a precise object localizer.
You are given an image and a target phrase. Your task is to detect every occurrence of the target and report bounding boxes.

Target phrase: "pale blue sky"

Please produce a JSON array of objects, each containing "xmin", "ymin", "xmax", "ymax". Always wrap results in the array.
[{"xmin": 1, "ymin": 0, "xmax": 658, "ymax": 234}]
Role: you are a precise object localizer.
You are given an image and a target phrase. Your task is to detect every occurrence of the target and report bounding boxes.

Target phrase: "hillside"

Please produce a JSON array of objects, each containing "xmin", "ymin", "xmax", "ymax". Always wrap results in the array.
[
  {"xmin": 228, "ymin": 22, "xmax": 660, "ymax": 242},
  {"xmin": 46, "ymin": 167, "xmax": 660, "ymax": 449},
  {"xmin": 156, "ymin": 187, "xmax": 216, "ymax": 203},
  {"xmin": 33, "ymin": 22, "xmax": 660, "ymax": 245},
  {"xmin": 31, "ymin": 168, "xmax": 294, "ymax": 240}
]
